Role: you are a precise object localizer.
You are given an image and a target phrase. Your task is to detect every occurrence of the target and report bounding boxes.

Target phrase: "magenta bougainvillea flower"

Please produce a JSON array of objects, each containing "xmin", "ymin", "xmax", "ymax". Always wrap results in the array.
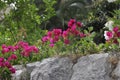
[
  {"xmin": 113, "ymin": 26, "xmax": 119, "ymax": 33},
  {"xmin": 49, "ymin": 43, "xmax": 54, "ymax": 47},
  {"xmin": 0, "ymin": 57, "xmax": 4, "ymax": 62},
  {"xmin": 17, "ymin": 41, "xmax": 39, "ymax": 57},
  {"xmin": 9, "ymin": 67, "xmax": 16, "ymax": 73},
  {"xmin": 104, "ymin": 26, "xmax": 120, "ymax": 44},
  {"xmin": 104, "ymin": 31, "xmax": 113, "ymax": 40},
  {"xmin": 64, "ymin": 39, "xmax": 70, "ymax": 44},
  {"xmin": 77, "ymin": 22, "xmax": 82, "ymax": 27},
  {"xmin": 2, "ymin": 48, "xmax": 10, "ymax": 54},
  {"xmin": 62, "ymin": 31, "xmax": 68, "ymax": 39},
  {"xmin": 0, "ymin": 58, "xmax": 16, "ymax": 73},
  {"xmin": 68, "ymin": 19, "xmax": 76, "ymax": 27},
  {"xmin": 0, "ymin": 41, "xmax": 39, "ymax": 74},
  {"xmin": 42, "ymin": 19, "xmax": 86, "ymax": 47}
]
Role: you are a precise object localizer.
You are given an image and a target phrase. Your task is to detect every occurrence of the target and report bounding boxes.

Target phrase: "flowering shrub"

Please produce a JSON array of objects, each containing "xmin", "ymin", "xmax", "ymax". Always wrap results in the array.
[
  {"xmin": 42, "ymin": 19, "xmax": 85, "ymax": 47},
  {"xmin": 101, "ymin": 19, "xmax": 120, "ymax": 51},
  {"xmin": 104, "ymin": 20, "xmax": 120, "ymax": 44},
  {"xmin": 40, "ymin": 19, "xmax": 100, "ymax": 56},
  {"xmin": 0, "ymin": 41, "xmax": 39, "ymax": 79},
  {"xmin": 104, "ymin": 26, "xmax": 120, "ymax": 44}
]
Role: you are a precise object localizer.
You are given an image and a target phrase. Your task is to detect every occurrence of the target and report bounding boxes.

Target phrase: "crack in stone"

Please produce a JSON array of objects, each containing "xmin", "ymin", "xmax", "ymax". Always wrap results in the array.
[{"xmin": 68, "ymin": 57, "xmax": 79, "ymax": 80}]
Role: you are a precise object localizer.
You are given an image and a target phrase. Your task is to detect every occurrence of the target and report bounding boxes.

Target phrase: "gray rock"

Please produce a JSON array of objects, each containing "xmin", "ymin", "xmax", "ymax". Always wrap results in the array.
[
  {"xmin": 112, "ymin": 61, "xmax": 120, "ymax": 80},
  {"xmin": 11, "ymin": 65, "xmax": 29, "ymax": 80},
  {"xmin": 13, "ymin": 65, "xmax": 23, "ymax": 70},
  {"xmin": 30, "ymin": 57, "xmax": 73, "ymax": 80},
  {"xmin": 11, "ymin": 53, "xmax": 120, "ymax": 80},
  {"xmin": 71, "ymin": 53, "xmax": 112, "ymax": 80},
  {"xmin": 26, "ymin": 61, "xmax": 41, "ymax": 74}
]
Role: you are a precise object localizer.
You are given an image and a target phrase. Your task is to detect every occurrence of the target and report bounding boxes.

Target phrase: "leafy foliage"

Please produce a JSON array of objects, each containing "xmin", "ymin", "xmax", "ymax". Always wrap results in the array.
[
  {"xmin": 41, "ymin": 0, "xmax": 93, "ymax": 30},
  {"xmin": 0, "ymin": 0, "xmax": 120, "ymax": 79},
  {"xmin": 0, "ymin": 0, "xmax": 56, "ymax": 45},
  {"xmin": 84, "ymin": 0, "xmax": 120, "ymax": 44}
]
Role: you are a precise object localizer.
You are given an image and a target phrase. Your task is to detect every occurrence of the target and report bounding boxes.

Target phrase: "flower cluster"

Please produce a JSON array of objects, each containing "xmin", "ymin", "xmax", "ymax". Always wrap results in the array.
[
  {"xmin": 42, "ymin": 29, "xmax": 62, "ymax": 47},
  {"xmin": 42, "ymin": 19, "xmax": 86, "ymax": 47},
  {"xmin": 1, "ymin": 44, "xmax": 19, "ymax": 54},
  {"xmin": 17, "ymin": 41, "xmax": 39, "ymax": 57},
  {"xmin": 104, "ymin": 26, "xmax": 120, "ymax": 44},
  {"xmin": 0, "ymin": 41, "xmax": 39, "ymax": 74},
  {"xmin": 0, "ymin": 57, "xmax": 16, "ymax": 73}
]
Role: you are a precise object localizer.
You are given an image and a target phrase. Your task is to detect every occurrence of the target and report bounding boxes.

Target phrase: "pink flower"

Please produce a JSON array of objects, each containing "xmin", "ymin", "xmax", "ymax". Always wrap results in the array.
[
  {"xmin": 9, "ymin": 67, "xmax": 16, "ymax": 73},
  {"xmin": 53, "ymin": 29, "xmax": 62, "ymax": 36},
  {"xmin": 21, "ymin": 51, "xmax": 30, "ymax": 57},
  {"xmin": 0, "ymin": 62, "xmax": 4, "ymax": 67},
  {"xmin": 14, "ymin": 45, "xmax": 19, "ymax": 50},
  {"xmin": 0, "ymin": 57, "xmax": 4, "ymax": 62},
  {"xmin": 10, "ymin": 54, "xmax": 17, "ymax": 60},
  {"xmin": 77, "ymin": 22, "xmax": 82, "ymax": 27},
  {"xmin": 8, "ymin": 46, "xmax": 16, "ymax": 52},
  {"xmin": 80, "ymin": 32, "xmax": 86, "ymax": 38},
  {"xmin": 71, "ymin": 24, "xmax": 76, "ymax": 32},
  {"xmin": 2, "ymin": 44, "xmax": 7, "ymax": 49},
  {"xmin": 4, "ymin": 61, "xmax": 11, "ymax": 68},
  {"xmin": 31, "ymin": 46, "xmax": 39, "ymax": 53},
  {"xmin": 41, "ymin": 19, "xmax": 87, "ymax": 47},
  {"xmin": 113, "ymin": 26, "xmax": 119, "ymax": 33},
  {"xmin": 24, "ymin": 46, "xmax": 33, "ymax": 53},
  {"xmin": 68, "ymin": 19, "xmax": 76, "ymax": 27},
  {"xmin": 117, "ymin": 32, "xmax": 120, "ymax": 37},
  {"xmin": 2, "ymin": 47, "xmax": 9, "ymax": 54},
  {"xmin": 106, "ymin": 31, "xmax": 114, "ymax": 38},
  {"xmin": 8, "ymin": 57, "xmax": 12, "ymax": 61},
  {"xmin": 49, "ymin": 44, "xmax": 54, "ymax": 47},
  {"xmin": 8, "ymin": 54, "xmax": 18, "ymax": 61},
  {"xmin": 17, "ymin": 41, "xmax": 39, "ymax": 56},
  {"xmin": 113, "ymin": 39, "xmax": 118, "ymax": 44},
  {"xmin": 104, "ymin": 31, "xmax": 113, "ymax": 40},
  {"xmin": 54, "ymin": 36, "xmax": 59, "ymax": 42},
  {"xmin": 18, "ymin": 41, "xmax": 29, "ymax": 48},
  {"xmin": 47, "ymin": 31, "xmax": 52, "ymax": 37},
  {"xmin": 50, "ymin": 38, "xmax": 54, "ymax": 43},
  {"xmin": 42, "ymin": 36, "xmax": 49, "ymax": 42},
  {"xmin": 67, "ymin": 28, "xmax": 70, "ymax": 32},
  {"xmin": 74, "ymin": 30, "xmax": 80, "ymax": 36},
  {"xmin": 64, "ymin": 39, "xmax": 70, "ymax": 44},
  {"xmin": 62, "ymin": 31, "xmax": 68, "ymax": 39}
]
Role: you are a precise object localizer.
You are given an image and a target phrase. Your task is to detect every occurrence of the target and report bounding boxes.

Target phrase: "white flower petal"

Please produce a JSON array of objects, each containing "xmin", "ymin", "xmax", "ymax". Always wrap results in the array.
[{"xmin": 105, "ymin": 21, "xmax": 114, "ymax": 31}]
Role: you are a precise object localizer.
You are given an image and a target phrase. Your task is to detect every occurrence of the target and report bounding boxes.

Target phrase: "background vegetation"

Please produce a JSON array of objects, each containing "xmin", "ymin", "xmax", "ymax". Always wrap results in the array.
[{"xmin": 0, "ymin": 0, "xmax": 120, "ymax": 79}]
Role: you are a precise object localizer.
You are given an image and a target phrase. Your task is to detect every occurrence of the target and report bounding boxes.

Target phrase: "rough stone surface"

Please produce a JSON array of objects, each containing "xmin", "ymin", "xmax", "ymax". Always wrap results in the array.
[
  {"xmin": 30, "ymin": 57, "xmax": 73, "ymax": 80},
  {"xmin": 26, "ymin": 61, "xmax": 41, "ymax": 74},
  {"xmin": 70, "ymin": 53, "xmax": 112, "ymax": 80},
  {"xmin": 11, "ymin": 65, "xmax": 28, "ymax": 80},
  {"xmin": 11, "ymin": 53, "xmax": 120, "ymax": 80},
  {"xmin": 112, "ymin": 61, "xmax": 120, "ymax": 80}
]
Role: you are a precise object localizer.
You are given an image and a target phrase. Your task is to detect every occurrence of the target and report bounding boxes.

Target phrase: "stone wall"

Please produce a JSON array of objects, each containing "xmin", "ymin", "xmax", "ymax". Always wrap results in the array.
[{"xmin": 12, "ymin": 52, "xmax": 120, "ymax": 80}]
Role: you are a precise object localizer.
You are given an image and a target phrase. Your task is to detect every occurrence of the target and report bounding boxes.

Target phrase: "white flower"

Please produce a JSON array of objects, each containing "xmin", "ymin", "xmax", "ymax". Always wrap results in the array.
[
  {"xmin": 105, "ymin": 20, "xmax": 114, "ymax": 31},
  {"xmin": 104, "ymin": 31, "xmax": 109, "ymax": 40},
  {"xmin": 10, "ymin": 2, "xmax": 17, "ymax": 10},
  {"xmin": 10, "ymin": 3, "xmax": 15, "ymax": 9},
  {"xmin": 107, "ymin": 0, "xmax": 116, "ymax": 3}
]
